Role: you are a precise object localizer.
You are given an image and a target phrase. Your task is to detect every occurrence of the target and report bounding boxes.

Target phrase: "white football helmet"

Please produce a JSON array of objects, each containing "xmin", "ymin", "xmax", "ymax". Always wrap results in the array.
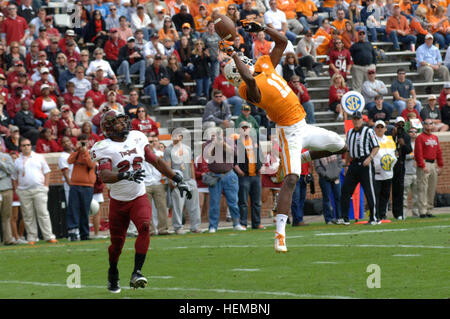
[
  {"xmin": 90, "ymin": 199, "xmax": 100, "ymax": 216},
  {"xmin": 224, "ymin": 55, "xmax": 255, "ymax": 87}
]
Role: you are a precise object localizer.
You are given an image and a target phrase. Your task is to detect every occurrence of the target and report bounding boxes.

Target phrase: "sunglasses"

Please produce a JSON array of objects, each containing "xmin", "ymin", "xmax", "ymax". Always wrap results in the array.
[
  {"xmin": 137, "ymin": 110, "xmax": 145, "ymax": 113},
  {"xmin": 21, "ymin": 144, "xmax": 31, "ymax": 147}
]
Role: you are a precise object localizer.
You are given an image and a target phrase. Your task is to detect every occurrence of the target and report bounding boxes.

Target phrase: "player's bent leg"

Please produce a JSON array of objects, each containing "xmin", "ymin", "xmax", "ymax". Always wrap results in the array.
[{"xmin": 302, "ymin": 125, "xmax": 347, "ymax": 162}]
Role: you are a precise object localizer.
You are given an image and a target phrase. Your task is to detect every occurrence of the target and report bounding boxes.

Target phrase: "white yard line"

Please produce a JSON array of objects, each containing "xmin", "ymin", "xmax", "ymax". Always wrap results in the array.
[
  {"xmin": 231, "ymin": 268, "xmax": 260, "ymax": 272},
  {"xmin": 0, "ymin": 280, "xmax": 357, "ymax": 299}
]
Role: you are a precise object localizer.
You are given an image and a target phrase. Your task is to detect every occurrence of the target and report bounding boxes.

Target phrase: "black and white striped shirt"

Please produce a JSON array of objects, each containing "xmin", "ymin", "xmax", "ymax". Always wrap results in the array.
[{"xmin": 346, "ymin": 126, "xmax": 379, "ymax": 159}]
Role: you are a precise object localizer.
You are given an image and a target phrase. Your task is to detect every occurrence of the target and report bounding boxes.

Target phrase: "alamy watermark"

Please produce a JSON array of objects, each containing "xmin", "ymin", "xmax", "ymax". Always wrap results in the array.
[
  {"xmin": 66, "ymin": 264, "xmax": 81, "ymax": 288},
  {"xmin": 366, "ymin": 264, "xmax": 381, "ymax": 288}
]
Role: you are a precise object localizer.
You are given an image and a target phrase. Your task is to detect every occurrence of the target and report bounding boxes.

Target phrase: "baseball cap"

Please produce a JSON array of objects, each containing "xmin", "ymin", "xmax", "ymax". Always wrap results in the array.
[
  {"xmin": 68, "ymin": 57, "xmax": 77, "ymax": 63},
  {"xmin": 110, "ymin": 28, "xmax": 118, "ymax": 33},
  {"xmin": 65, "ymin": 29, "xmax": 75, "ymax": 36},
  {"xmin": 352, "ymin": 111, "xmax": 363, "ymax": 119},
  {"xmin": 40, "ymin": 67, "xmax": 49, "ymax": 74},
  {"xmin": 395, "ymin": 116, "xmax": 405, "ymax": 124},
  {"xmin": 154, "ymin": 54, "xmax": 162, "ymax": 60},
  {"xmin": 239, "ymin": 121, "xmax": 251, "ymax": 128},
  {"xmin": 15, "ymin": 60, "xmax": 24, "ymax": 66},
  {"xmin": 107, "ymin": 90, "xmax": 116, "ymax": 96},
  {"xmin": 374, "ymin": 120, "xmax": 386, "ymax": 127},
  {"xmin": 40, "ymin": 84, "xmax": 50, "ymax": 91},
  {"xmin": 0, "ymin": 74, "xmax": 5, "ymax": 80},
  {"xmin": 51, "ymin": 38, "xmax": 59, "ymax": 43},
  {"xmin": 444, "ymin": 82, "xmax": 450, "ymax": 89},
  {"xmin": 428, "ymin": 94, "xmax": 437, "ymax": 100},
  {"xmin": 39, "ymin": 26, "xmax": 47, "ymax": 32},
  {"xmin": 61, "ymin": 105, "xmax": 71, "ymax": 111},
  {"xmin": 368, "ymin": 69, "xmax": 376, "ymax": 74},
  {"xmin": 137, "ymin": 4, "xmax": 144, "ymax": 9},
  {"xmin": 358, "ymin": 29, "xmax": 365, "ymax": 34},
  {"xmin": 182, "ymin": 23, "xmax": 191, "ymax": 29},
  {"xmin": 127, "ymin": 36, "xmax": 136, "ymax": 42},
  {"xmin": 155, "ymin": 5, "xmax": 165, "ymax": 13},
  {"xmin": 425, "ymin": 33, "xmax": 433, "ymax": 40},
  {"xmin": 10, "ymin": 125, "xmax": 19, "ymax": 132},
  {"xmin": 150, "ymin": 32, "xmax": 159, "ymax": 39}
]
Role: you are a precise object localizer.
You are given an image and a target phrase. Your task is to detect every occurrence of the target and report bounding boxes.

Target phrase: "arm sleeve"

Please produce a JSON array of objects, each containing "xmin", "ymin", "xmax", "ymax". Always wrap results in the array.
[{"xmin": 414, "ymin": 135, "xmax": 425, "ymax": 168}]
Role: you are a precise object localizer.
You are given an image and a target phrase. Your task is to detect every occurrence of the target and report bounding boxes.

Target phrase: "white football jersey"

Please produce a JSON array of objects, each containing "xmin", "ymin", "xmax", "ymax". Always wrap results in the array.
[{"xmin": 91, "ymin": 130, "xmax": 149, "ymax": 201}]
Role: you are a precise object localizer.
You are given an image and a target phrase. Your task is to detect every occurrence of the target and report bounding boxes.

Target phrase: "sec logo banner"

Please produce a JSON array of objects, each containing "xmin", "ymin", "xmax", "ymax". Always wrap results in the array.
[{"xmin": 341, "ymin": 91, "xmax": 365, "ymax": 115}]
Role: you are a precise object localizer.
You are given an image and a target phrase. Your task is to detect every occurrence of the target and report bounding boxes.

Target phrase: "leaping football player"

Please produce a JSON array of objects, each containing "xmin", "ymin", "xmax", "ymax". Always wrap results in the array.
[
  {"xmin": 90, "ymin": 111, "xmax": 192, "ymax": 293},
  {"xmin": 221, "ymin": 21, "xmax": 348, "ymax": 253}
]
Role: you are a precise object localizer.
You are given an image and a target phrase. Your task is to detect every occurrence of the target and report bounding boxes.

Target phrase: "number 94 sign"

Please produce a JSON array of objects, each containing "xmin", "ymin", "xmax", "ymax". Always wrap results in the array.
[{"xmin": 341, "ymin": 91, "xmax": 365, "ymax": 115}]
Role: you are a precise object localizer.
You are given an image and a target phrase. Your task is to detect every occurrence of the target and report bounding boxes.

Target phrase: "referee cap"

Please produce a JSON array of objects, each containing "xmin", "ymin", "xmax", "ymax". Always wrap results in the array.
[{"xmin": 352, "ymin": 111, "xmax": 363, "ymax": 119}]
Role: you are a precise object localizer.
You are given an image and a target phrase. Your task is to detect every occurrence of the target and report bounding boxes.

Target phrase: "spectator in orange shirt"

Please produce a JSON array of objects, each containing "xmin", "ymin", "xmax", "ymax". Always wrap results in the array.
[
  {"xmin": 322, "ymin": 0, "xmax": 337, "ymax": 14},
  {"xmin": 411, "ymin": 6, "xmax": 430, "ymax": 47},
  {"xmin": 429, "ymin": 5, "xmax": 450, "ymax": 48},
  {"xmin": 313, "ymin": 18, "xmax": 334, "ymax": 56},
  {"xmin": 208, "ymin": 0, "xmax": 228, "ymax": 16},
  {"xmin": 386, "ymin": 4, "xmax": 417, "ymax": 51},
  {"xmin": 296, "ymin": 0, "xmax": 323, "ymax": 33},
  {"xmin": 158, "ymin": 16, "xmax": 179, "ymax": 42},
  {"xmin": 276, "ymin": 0, "xmax": 304, "ymax": 36},
  {"xmin": 342, "ymin": 21, "xmax": 360, "ymax": 49},
  {"xmin": 194, "ymin": 5, "xmax": 211, "ymax": 34},
  {"xmin": 332, "ymin": 9, "xmax": 350, "ymax": 35},
  {"xmin": 252, "ymin": 31, "xmax": 272, "ymax": 60}
]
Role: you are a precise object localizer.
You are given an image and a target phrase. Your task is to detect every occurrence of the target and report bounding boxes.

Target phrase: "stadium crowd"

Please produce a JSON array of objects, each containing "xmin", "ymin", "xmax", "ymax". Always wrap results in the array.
[{"xmin": 0, "ymin": 0, "xmax": 448, "ymax": 244}]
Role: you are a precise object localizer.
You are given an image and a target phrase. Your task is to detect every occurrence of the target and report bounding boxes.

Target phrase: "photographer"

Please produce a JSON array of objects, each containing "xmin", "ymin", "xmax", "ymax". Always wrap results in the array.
[
  {"xmin": 314, "ymin": 154, "xmax": 345, "ymax": 225},
  {"xmin": 390, "ymin": 116, "xmax": 412, "ymax": 220},
  {"xmin": 67, "ymin": 134, "xmax": 96, "ymax": 241}
]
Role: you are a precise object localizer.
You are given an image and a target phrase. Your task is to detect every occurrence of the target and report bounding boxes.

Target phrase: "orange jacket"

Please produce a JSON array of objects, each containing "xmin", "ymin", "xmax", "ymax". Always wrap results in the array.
[
  {"xmin": 410, "ymin": 17, "xmax": 429, "ymax": 35},
  {"xmin": 68, "ymin": 149, "xmax": 96, "ymax": 187},
  {"xmin": 386, "ymin": 15, "xmax": 411, "ymax": 35}
]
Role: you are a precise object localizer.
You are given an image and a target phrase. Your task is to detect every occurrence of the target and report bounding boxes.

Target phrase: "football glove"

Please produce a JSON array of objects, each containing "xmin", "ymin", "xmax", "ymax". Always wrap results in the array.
[
  {"xmin": 118, "ymin": 168, "xmax": 146, "ymax": 183},
  {"xmin": 219, "ymin": 40, "xmax": 235, "ymax": 56},
  {"xmin": 241, "ymin": 19, "xmax": 265, "ymax": 33},
  {"xmin": 177, "ymin": 181, "xmax": 193, "ymax": 200},
  {"xmin": 171, "ymin": 172, "xmax": 192, "ymax": 199}
]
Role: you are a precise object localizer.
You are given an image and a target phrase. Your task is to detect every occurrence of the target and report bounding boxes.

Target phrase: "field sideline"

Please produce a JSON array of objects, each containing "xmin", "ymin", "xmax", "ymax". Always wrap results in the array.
[{"xmin": 0, "ymin": 214, "xmax": 449, "ymax": 299}]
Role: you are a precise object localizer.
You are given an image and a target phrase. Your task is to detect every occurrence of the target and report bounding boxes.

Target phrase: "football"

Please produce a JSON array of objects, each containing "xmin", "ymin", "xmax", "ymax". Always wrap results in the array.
[{"xmin": 212, "ymin": 11, "xmax": 238, "ymax": 41}]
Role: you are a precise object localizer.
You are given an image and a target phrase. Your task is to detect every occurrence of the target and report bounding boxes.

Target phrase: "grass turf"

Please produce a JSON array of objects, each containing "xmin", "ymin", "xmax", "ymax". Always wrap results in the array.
[{"xmin": 0, "ymin": 214, "xmax": 449, "ymax": 299}]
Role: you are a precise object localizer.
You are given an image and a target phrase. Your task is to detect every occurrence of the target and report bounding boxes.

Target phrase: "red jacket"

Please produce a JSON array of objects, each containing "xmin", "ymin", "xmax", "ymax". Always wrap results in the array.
[
  {"xmin": 401, "ymin": 108, "xmax": 422, "ymax": 122},
  {"xmin": 85, "ymin": 89, "xmax": 106, "ymax": 108},
  {"xmin": 131, "ymin": 118, "xmax": 159, "ymax": 136},
  {"xmin": 414, "ymin": 132, "xmax": 443, "ymax": 169},
  {"xmin": 104, "ymin": 38, "xmax": 126, "ymax": 61},
  {"xmin": 63, "ymin": 92, "xmax": 83, "ymax": 114},
  {"xmin": 35, "ymin": 138, "xmax": 62, "ymax": 153},
  {"xmin": 328, "ymin": 85, "xmax": 349, "ymax": 105},
  {"xmin": 194, "ymin": 155, "xmax": 209, "ymax": 188},
  {"xmin": 438, "ymin": 89, "xmax": 447, "ymax": 109},
  {"xmin": 7, "ymin": 96, "xmax": 33, "ymax": 118},
  {"xmin": 289, "ymin": 82, "xmax": 311, "ymax": 104},
  {"xmin": 212, "ymin": 74, "xmax": 236, "ymax": 98},
  {"xmin": 33, "ymin": 95, "xmax": 57, "ymax": 120}
]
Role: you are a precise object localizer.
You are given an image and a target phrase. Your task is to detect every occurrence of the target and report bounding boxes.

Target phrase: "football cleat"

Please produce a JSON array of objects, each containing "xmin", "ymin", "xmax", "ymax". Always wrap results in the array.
[
  {"xmin": 274, "ymin": 232, "xmax": 287, "ymax": 253},
  {"xmin": 130, "ymin": 270, "xmax": 147, "ymax": 289},
  {"xmin": 108, "ymin": 269, "xmax": 121, "ymax": 293}
]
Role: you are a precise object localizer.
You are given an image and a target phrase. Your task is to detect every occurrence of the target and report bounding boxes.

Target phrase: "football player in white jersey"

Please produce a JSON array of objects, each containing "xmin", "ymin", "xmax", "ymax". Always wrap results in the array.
[{"xmin": 91, "ymin": 110, "xmax": 192, "ymax": 293}]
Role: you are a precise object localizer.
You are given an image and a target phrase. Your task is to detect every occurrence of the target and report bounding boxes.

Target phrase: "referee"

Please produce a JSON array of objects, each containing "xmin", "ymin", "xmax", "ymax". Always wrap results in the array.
[{"xmin": 341, "ymin": 111, "xmax": 380, "ymax": 225}]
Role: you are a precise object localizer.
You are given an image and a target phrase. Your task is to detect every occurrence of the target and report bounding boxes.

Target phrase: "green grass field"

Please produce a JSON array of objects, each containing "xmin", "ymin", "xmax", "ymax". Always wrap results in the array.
[{"xmin": 1, "ymin": 214, "xmax": 449, "ymax": 299}]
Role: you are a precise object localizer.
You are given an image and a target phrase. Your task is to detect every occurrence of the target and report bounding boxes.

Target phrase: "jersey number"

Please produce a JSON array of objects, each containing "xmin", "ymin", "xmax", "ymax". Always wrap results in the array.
[
  {"xmin": 117, "ymin": 157, "xmax": 143, "ymax": 173},
  {"xmin": 335, "ymin": 58, "xmax": 347, "ymax": 71},
  {"xmin": 266, "ymin": 73, "xmax": 292, "ymax": 98}
]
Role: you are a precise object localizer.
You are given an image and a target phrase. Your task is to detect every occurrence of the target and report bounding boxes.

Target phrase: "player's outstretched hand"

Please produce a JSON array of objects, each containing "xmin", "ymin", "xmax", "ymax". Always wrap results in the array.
[
  {"xmin": 119, "ymin": 168, "xmax": 146, "ymax": 183},
  {"xmin": 241, "ymin": 19, "xmax": 265, "ymax": 33},
  {"xmin": 177, "ymin": 181, "xmax": 192, "ymax": 200},
  {"xmin": 219, "ymin": 40, "xmax": 235, "ymax": 56}
]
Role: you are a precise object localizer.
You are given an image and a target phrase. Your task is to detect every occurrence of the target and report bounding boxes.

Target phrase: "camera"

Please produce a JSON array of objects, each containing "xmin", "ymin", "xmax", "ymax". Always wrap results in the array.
[{"xmin": 81, "ymin": 141, "xmax": 86, "ymax": 147}]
